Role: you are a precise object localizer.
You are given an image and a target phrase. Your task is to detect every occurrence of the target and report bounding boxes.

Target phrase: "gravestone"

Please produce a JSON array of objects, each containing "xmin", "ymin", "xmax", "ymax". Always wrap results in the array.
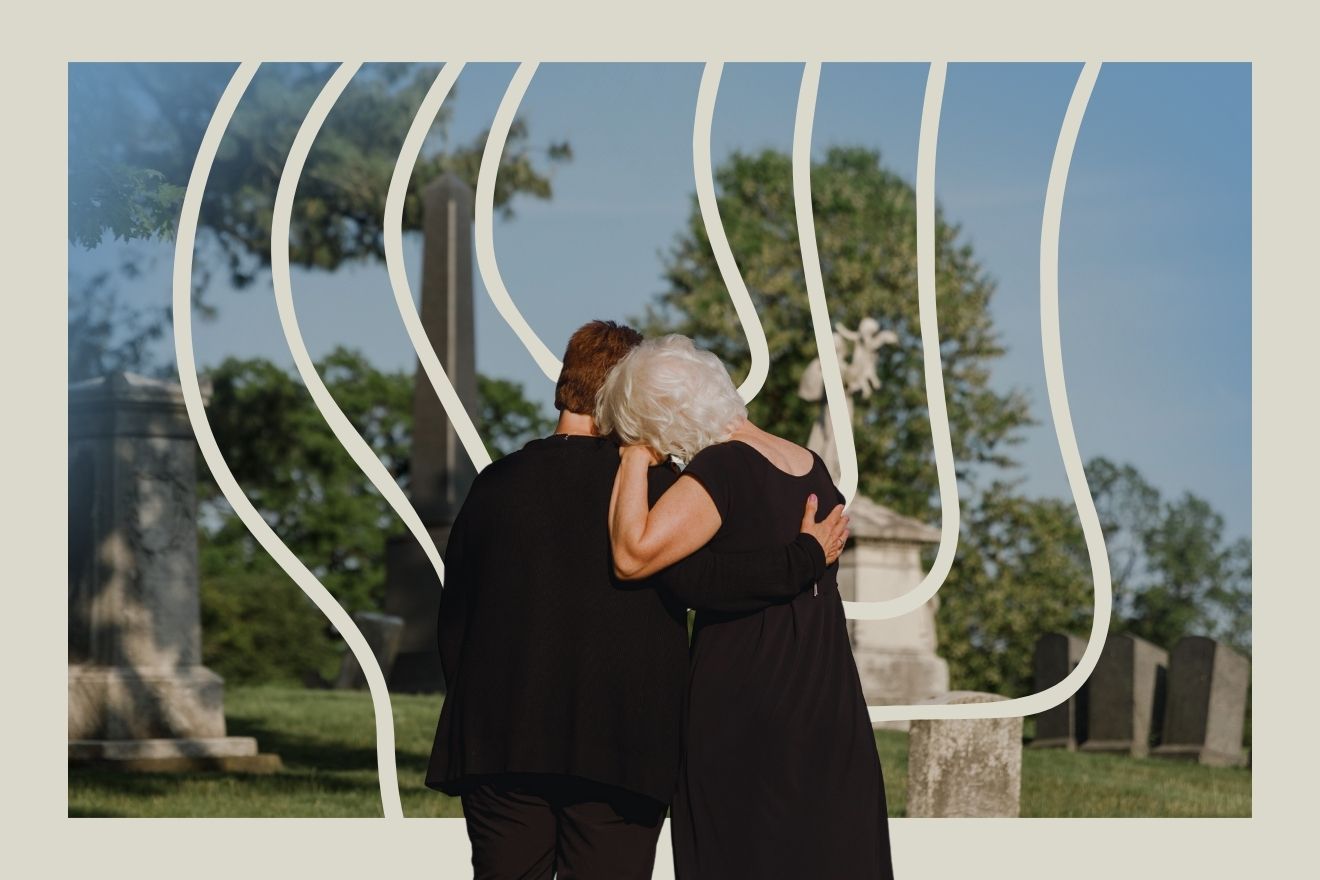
[
  {"xmin": 1079, "ymin": 632, "xmax": 1168, "ymax": 757},
  {"xmin": 1152, "ymin": 636, "xmax": 1249, "ymax": 767},
  {"xmin": 834, "ymin": 497, "xmax": 947, "ymax": 732},
  {"xmin": 334, "ymin": 611, "xmax": 405, "ymax": 690},
  {"xmin": 68, "ymin": 373, "xmax": 279, "ymax": 771},
  {"xmin": 907, "ymin": 691, "xmax": 1022, "ymax": 817},
  {"xmin": 1029, "ymin": 632, "xmax": 1089, "ymax": 749},
  {"xmin": 383, "ymin": 173, "xmax": 481, "ymax": 693}
]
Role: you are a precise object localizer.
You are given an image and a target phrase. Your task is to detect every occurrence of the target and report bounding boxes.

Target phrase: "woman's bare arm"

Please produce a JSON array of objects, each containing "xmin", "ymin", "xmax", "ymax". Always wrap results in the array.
[{"xmin": 609, "ymin": 446, "xmax": 721, "ymax": 579}]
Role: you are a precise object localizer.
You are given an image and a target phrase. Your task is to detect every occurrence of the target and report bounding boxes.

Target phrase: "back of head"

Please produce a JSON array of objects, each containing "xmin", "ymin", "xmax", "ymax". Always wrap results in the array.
[
  {"xmin": 595, "ymin": 333, "xmax": 747, "ymax": 462},
  {"xmin": 555, "ymin": 320, "xmax": 644, "ymax": 414}
]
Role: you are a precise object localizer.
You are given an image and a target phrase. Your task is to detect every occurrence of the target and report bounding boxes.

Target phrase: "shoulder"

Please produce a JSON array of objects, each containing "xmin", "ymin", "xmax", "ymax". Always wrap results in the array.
[
  {"xmin": 678, "ymin": 441, "xmax": 748, "ymax": 518},
  {"xmin": 684, "ymin": 440, "xmax": 746, "ymax": 472},
  {"xmin": 805, "ymin": 449, "xmax": 845, "ymax": 505}
]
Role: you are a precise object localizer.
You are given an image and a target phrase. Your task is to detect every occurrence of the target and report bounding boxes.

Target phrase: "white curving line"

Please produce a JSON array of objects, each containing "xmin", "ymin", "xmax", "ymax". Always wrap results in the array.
[
  {"xmin": 693, "ymin": 62, "xmax": 770, "ymax": 403},
  {"xmin": 866, "ymin": 61, "xmax": 1112, "ymax": 722},
  {"xmin": 272, "ymin": 64, "xmax": 448, "ymax": 581},
  {"xmin": 171, "ymin": 61, "xmax": 404, "ymax": 814},
  {"xmin": 384, "ymin": 61, "xmax": 493, "ymax": 474},
  {"xmin": 842, "ymin": 62, "xmax": 961, "ymax": 621},
  {"xmin": 793, "ymin": 62, "xmax": 859, "ymax": 505},
  {"xmin": 475, "ymin": 61, "xmax": 562, "ymax": 381}
]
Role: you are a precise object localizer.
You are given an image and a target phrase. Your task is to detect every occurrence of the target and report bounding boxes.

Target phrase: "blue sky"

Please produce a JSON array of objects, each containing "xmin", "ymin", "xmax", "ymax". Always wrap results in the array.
[{"xmin": 69, "ymin": 62, "xmax": 1251, "ymax": 543}]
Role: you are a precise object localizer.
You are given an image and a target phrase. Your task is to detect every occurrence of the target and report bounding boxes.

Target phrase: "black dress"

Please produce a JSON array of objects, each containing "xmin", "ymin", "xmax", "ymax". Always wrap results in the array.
[
  {"xmin": 671, "ymin": 440, "xmax": 896, "ymax": 880},
  {"xmin": 425, "ymin": 434, "xmax": 827, "ymax": 807}
]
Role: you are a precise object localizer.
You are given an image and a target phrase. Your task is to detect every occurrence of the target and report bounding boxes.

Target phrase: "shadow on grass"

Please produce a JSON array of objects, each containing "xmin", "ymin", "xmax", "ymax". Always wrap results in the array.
[{"xmin": 224, "ymin": 714, "xmax": 433, "ymax": 776}]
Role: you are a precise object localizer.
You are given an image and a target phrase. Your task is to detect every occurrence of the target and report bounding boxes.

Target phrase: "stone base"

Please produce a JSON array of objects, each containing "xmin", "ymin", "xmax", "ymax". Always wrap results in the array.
[
  {"xmin": 69, "ymin": 737, "xmax": 283, "ymax": 773},
  {"xmin": 1150, "ymin": 742, "xmax": 1247, "ymax": 768},
  {"xmin": 69, "ymin": 665, "xmax": 227, "ymax": 740},
  {"xmin": 852, "ymin": 651, "xmax": 949, "ymax": 731},
  {"xmin": 1079, "ymin": 738, "xmax": 1146, "ymax": 757},
  {"xmin": 906, "ymin": 691, "xmax": 1022, "ymax": 817}
]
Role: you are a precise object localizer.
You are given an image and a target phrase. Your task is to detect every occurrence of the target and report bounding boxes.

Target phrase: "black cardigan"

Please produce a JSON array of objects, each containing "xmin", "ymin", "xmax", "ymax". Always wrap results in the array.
[{"xmin": 424, "ymin": 434, "xmax": 826, "ymax": 805}]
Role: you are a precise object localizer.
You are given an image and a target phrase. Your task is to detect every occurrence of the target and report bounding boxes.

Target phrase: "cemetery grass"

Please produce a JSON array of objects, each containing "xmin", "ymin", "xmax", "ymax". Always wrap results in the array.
[{"xmin": 67, "ymin": 684, "xmax": 1250, "ymax": 818}]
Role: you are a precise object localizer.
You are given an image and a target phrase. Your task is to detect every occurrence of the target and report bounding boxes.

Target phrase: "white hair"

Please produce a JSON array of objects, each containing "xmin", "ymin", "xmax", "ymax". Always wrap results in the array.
[{"xmin": 595, "ymin": 334, "xmax": 747, "ymax": 462}]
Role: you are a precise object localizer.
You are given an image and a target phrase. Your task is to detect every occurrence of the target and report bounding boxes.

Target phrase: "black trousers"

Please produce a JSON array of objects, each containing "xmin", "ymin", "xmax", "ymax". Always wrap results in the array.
[{"xmin": 460, "ymin": 773, "xmax": 667, "ymax": 880}]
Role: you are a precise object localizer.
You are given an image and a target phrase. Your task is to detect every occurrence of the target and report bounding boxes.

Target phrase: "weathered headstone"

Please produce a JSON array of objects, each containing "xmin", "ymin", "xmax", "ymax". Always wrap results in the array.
[
  {"xmin": 334, "ymin": 611, "xmax": 405, "ymax": 690},
  {"xmin": 834, "ymin": 497, "xmax": 948, "ymax": 732},
  {"xmin": 1152, "ymin": 636, "xmax": 1249, "ymax": 767},
  {"xmin": 907, "ymin": 691, "xmax": 1022, "ymax": 817},
  {"xmin": 1029, "ymin": 632, "xmax": 1089, "ymax": 749},
  {"xmin": 68, "ymin": 373, "xmax": 279, "ymax": 771},
  {"xmin": 383, "ymin": 173, "xmax": 481, "ymax": 693},
  {"xmin": 1079, "ymin": 632, "xmax": 1168, "ymax": 758}
]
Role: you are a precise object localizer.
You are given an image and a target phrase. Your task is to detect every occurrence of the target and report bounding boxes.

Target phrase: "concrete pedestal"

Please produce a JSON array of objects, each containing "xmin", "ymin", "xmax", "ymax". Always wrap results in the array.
[
  {"xmin": 68, "ymin": 373, "xmax": 278, "ymax": 771},
  {"xmin": 835, "ymin": 496, "xmax": 947, "ymax": 731}
]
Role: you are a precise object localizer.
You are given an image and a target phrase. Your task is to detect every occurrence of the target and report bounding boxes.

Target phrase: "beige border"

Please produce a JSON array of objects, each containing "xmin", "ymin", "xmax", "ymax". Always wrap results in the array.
[{"xmin": 9, "ymin": 0, "xmax": 1311, "ymax": 876}]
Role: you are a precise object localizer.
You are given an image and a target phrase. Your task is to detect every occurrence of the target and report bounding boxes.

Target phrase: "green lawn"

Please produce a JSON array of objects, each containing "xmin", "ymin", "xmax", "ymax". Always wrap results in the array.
[{"xmin": 68, "ymin": 684, "xmax": 1250, "ymax": 818}]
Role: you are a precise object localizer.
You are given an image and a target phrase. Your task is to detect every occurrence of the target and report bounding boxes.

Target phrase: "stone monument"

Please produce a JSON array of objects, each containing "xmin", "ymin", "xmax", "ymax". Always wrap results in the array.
[
  {"xmin": 1152, "ymin": 635, "xmax": 1249, "ymax": 767},
  {"xmin": 906, "ymin": 691, "xmax": 1023, "ymax": 817},
  {"xmin": 801, "ymin": 319, "xmax": 948, "ymax": 730},
  {"xmin": 1079, "ymin": 632, "xmax": 1168, "ymax": 758},
  {"xmin": 383, "ymin": 173, "xmax": 481, "ymax": 693},
  {"xmin": 68, "ymin": 372, "xmax": 279, "ymax": 771},
  {"xmin": 1029, "ymin": 632, "xmax": 1090, "ymax": 749}
]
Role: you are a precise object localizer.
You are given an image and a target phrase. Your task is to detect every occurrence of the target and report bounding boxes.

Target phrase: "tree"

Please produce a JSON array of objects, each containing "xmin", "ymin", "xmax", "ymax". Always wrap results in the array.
[
  {"xmin": 69, "ymin": 62, "xmax": 571, "ymax": 317},
  {"xmin": 1134, "ymin": 493, "xmax": 1251, "ymax": 655},
  {"xmin": 1086, "ymin": 456, "xmax": 1252, "ymax": 657},
  {"xmin": 937, "ymin": 481, "xmax": 1095, "ymax": 695},
  {"xmin": 196, "ymin": 349, "xmax": 553, "ymax": 682},
  {"xmin": 68, "ymin": 252, "xmax": 170, "ymax": 382},
  {"xmin": 478, "ymin": 374, "xmax": 557, "ymax": 456},
  {"xmin": 639, "ymin": 146, "xmax": 1032, "ymax": 522},
  {"xmin": 1086, "ymin": 456, "xmax": 1163, "ymax": 620}
]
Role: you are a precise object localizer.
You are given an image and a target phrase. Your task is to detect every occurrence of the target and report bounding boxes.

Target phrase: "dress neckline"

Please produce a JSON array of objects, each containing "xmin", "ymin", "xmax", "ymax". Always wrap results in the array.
[{"xmin": 726, "ymin": 439, "xmax": 818, "ymax": 479}]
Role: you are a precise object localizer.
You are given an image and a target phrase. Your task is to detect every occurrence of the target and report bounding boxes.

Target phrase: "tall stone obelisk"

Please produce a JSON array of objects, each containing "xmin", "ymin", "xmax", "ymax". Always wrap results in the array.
[{"xmin": 383, "ymin": 173, "xmax": 481, "ymax": 693}]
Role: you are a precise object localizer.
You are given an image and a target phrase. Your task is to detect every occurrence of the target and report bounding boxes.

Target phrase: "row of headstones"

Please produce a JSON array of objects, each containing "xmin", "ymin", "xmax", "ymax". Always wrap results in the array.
[
  {"xmin": 904, "ymin": 632, "xmax": 1250, "ymax": 817},
  {"xmin": 1032, "ymin": 632, "xmax": 1250, "ymax": 767}
]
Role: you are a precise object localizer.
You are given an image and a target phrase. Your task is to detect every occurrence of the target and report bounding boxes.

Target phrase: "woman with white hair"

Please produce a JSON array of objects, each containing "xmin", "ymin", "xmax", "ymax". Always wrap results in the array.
[{"xmin": 596, "ymin": 334, "xmax": 895, "ymax": 880}]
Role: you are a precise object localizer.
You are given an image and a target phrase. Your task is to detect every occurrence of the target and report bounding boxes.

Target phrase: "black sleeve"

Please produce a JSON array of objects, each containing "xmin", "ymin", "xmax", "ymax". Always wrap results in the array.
[
  {"xmin": 644, "ymin": 463, "xmax": 827, "ymax": 613},
  {"xmin": 436, "ymin": 496, "xmax": 474, "ymax": 693},
  {"xmin": 678, "ymin": 443, "xmax": 734, "ymax": 521}
]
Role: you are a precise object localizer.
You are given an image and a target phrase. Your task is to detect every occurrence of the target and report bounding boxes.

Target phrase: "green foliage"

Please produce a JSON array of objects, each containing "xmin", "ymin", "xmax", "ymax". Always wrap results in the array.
[
  {"xmin": 69, "ymin": 63, "xmax": 572, "ymax": 303},
  {"xmin": 199, "ymin": 561, "xmax": 340, "ymax": 686},
  {"xmin": 477, "ymin": 373, "xmax": 556, "ymax": 457},
  {"xmin": 68, "ymin": 253, "xmax": 171, "ymax": 382},
  {"xmin": 1133, "ymin": 495, "xmax": 1252, "ymax": 654},
  {"xmin": 198, "ymin": 348, "xmax": 412, "ymax": 615},
  {"xmin": 936, "ymin": 482, "xmax": 1095, "ymax": 696},
  {"xmin": 196, "ymin": 349, "xmax": 553, "ymax": 682},
  {"xmin": 639, "ymin": 146, "xmax": 1033, "ymax": 521}
]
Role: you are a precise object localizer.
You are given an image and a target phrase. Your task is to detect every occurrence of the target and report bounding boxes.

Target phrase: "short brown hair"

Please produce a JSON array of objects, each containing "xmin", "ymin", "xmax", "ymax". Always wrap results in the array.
[{"xmin": 555, "ymin": 320, "xmax": 643, "ymax": 413}]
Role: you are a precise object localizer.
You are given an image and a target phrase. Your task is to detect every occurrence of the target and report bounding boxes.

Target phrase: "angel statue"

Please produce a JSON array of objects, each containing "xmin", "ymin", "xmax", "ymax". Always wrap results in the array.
[{"xmin": 798, "ymin": 317, "xmax": 899, "ymax": 482}]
